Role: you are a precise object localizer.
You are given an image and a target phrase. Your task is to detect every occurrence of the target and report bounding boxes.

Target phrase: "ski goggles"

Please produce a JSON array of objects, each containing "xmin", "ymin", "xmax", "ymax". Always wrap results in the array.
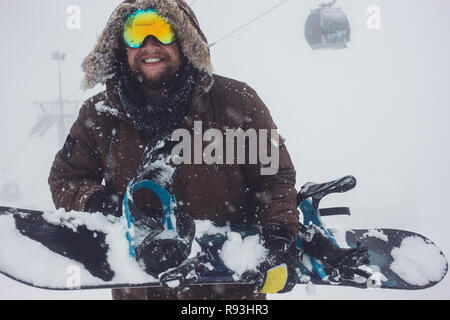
[{"xmin": 123, "ymin": 8, "xmax": 176, "ymax": 48}]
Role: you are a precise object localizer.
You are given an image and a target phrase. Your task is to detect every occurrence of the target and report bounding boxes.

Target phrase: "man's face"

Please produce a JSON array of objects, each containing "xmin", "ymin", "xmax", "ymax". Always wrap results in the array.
[{"xmin": 126, "ymin": 37, "xmax": 183, "ymax": 90}]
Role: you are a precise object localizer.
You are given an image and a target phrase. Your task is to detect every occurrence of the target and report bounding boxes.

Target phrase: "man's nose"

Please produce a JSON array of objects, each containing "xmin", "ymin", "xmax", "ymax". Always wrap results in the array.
[{"xmin": 141, "ymin": 35, "xmax": 163, "ymax": 49}]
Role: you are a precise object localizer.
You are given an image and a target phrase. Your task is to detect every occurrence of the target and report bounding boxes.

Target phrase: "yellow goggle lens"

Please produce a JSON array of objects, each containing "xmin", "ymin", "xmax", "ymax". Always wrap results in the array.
[{"xmin": 123, "ymin": 9, "xmax": 175, "ymax": 48}]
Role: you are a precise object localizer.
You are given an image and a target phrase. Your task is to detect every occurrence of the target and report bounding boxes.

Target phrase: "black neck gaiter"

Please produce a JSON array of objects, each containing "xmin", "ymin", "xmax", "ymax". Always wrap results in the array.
[{"xmin": 117, "ymin": 58, "xmax": 198, "ymax": 140}]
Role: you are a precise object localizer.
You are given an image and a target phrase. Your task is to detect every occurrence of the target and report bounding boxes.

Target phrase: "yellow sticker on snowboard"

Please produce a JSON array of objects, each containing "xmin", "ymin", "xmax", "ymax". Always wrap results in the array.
[{"xmin": 260, "ymin": 264, "xmax": 288, "ymax": 294}]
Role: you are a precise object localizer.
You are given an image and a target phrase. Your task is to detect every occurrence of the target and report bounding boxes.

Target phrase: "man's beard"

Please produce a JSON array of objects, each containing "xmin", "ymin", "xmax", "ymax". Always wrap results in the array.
[{"xmin": 133, "ymin": 64, "xmax": 181, "ymax": 92}]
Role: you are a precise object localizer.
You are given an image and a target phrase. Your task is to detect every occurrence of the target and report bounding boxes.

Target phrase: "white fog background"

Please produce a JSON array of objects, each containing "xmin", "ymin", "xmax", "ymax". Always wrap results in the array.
[{"xmin": 0, "ymin": 0, "xmax": 449, "ymax": 299}]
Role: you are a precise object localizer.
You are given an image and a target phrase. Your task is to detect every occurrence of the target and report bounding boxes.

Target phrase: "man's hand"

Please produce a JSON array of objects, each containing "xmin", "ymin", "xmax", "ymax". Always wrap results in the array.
[
  {"xmin": 84, "ymin": 189, "xmax": 122, "ymax": 217},
  {"xmin": 245, "ymin": 223, "xmax": 298, "ymax": 294}
]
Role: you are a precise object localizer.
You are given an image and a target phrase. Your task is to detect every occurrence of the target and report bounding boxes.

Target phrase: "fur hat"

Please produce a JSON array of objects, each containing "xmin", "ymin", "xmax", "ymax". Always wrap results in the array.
[{"xmin": 81, "ymin": 0, "xmax": 213, "ymax": 90}]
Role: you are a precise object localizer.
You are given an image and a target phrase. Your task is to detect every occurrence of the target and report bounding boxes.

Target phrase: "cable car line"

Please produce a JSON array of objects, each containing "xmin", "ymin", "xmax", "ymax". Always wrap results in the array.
[
  {"xmin": 209, "ymin": 0, "xmax": 291, "ymax": 48},
  {"xmin": 320, "ymin": 0, "xmax": 337, "ymax": 8}
]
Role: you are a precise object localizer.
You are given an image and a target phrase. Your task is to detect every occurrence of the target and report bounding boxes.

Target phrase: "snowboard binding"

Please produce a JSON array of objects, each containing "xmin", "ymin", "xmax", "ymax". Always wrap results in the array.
[
  {"xmin": 123, "ymin": 179, "xmax": 196, "ymax": 280},
  {"xmin": 297, "ymin": 175, "xmax": 376, "ymax": 287},
  {"xmin": 159, "ymin": 251, "xmax": 214, "ymax": 289}
]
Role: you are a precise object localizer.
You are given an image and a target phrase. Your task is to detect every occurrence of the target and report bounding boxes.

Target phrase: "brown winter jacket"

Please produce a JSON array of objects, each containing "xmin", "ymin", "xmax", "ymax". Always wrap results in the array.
[{"xmin": 48, "ymin": 0, "xmax": 300, "ymax": 300}]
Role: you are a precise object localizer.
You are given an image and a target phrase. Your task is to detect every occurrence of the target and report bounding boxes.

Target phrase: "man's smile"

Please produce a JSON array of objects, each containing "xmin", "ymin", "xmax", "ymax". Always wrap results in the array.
[
  {"xmin": 140, "ymin": 56, "xmax": 166, "ymax": 69},
  {"xmin": 143, "ymin": 57, "xmax": 163, "ymax": 64}
]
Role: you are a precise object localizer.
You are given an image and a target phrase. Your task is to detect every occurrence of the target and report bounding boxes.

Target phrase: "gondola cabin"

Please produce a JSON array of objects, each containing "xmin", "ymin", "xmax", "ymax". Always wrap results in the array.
[{"xmin": 305, "ymin": 6, "xmax": 351, "ymax": 50}]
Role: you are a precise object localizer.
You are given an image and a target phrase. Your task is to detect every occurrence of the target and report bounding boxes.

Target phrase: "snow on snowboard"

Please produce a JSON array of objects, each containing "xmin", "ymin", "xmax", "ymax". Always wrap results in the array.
[{"xmin": 0, "ymin": 176, "xmax": 447, "ymax": 291}]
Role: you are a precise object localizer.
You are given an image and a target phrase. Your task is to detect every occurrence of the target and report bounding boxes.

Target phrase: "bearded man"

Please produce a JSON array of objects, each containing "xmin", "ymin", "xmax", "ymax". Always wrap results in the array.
[{"xmin": 49, "ymin": 0, "xmax": 347, "ymax": 300}]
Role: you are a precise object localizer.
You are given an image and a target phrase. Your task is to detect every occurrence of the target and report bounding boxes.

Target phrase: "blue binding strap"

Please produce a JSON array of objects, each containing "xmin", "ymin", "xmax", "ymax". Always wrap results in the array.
[
  {"xmin": 300, "ymin": 198, "xmax": 338, "ymax": 247},
  {"xmin": 298, "ymin": 198, "xmax": 339, "ymax": 280},
  {"xmin": 122, "ymin": 180, "xmax": 177, "ymax": 257}
]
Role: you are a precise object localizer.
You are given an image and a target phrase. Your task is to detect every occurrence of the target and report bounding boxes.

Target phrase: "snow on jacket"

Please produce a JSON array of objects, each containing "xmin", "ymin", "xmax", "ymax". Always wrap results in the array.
[{"xmin": 48, "ymin": 0, "xmax": 300, "ymax": 300}]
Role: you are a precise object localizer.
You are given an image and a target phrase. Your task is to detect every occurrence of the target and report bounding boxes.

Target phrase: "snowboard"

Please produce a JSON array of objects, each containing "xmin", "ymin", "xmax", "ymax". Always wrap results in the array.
[{"xmin": 0, "ymin": 176, "xmax": 447, "ymax": 291}]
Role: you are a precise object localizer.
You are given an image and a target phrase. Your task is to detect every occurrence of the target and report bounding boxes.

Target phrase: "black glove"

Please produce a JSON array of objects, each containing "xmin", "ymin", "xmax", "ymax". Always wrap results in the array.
[
  {"xmin": 84, "ymin": 189, "xmax": 122, "ymax": 217},
  {"xmin": 245, "ymin": 223, "xmax": 298, "ymax": 294},
  {"xmin": 301, "ymin": 224, "xmax": 369, "ymax": 270},
  {"xmin": 262, "ymin": 223, "xmax": 297, "ymax": 266},
  {"xmin": 135, "ymin": 210, "xmax": 196, "ymax": 278}
]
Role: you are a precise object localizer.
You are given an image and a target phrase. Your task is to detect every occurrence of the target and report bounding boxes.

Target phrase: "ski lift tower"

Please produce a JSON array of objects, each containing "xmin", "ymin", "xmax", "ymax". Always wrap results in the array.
[
  {"xmin": 52, "ymin": 51, "xmax": 67, "ymax": 147},
  {"xmin": 30, "ymin": 52, "xmax": 82, "ymax": 147}
]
